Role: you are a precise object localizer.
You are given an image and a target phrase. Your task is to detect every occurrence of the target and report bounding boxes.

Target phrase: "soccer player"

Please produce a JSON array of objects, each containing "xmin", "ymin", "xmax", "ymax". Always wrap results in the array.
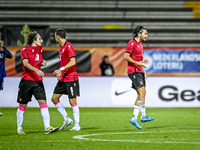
[
  {"xmin": 0, "ymin": 40, "xmax": 12, "ymax": 116},
  {"xmin": 16, "ymin": 31, "xmax": 58, "ymax": 134},
  {"xmin": 124, "ymin": 26, "xmax": 154, "ymax": 129},
  {"xmin": 51, "ymin": 28, "xmax": 81, "ymax": 131}
]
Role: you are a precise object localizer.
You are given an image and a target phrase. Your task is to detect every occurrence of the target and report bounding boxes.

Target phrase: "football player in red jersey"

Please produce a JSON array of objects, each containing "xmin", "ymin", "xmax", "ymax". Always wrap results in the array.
[
  {"xmin": 124, "ymin": 26, "xmax": 154, "ymax": 129},
  {"xmin": 51, "ymin": 29, "xmax": 81, "ymax": 131},
  {"xmin": 16, "ymin": 31, "xmax": 58, "ymax": 134}
]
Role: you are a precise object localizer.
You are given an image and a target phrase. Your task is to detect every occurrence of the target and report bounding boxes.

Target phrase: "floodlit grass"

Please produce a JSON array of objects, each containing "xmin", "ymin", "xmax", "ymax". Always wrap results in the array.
[{"xmin": 0, "ymin": 108, "xmax": 200, "ymax": 150}]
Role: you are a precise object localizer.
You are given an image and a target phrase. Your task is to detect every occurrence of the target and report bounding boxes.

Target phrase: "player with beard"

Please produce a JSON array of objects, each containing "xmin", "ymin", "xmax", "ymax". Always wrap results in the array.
[{"xmin": 124, "ymin": 26, "xmax": 154, "ymax": 129}]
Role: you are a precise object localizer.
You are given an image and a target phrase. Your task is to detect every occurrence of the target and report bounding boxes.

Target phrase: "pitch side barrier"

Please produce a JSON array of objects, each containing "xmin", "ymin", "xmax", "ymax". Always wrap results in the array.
[{"xmin": 1, "ymin": 76, "xmax": 200, "ymax": 107}]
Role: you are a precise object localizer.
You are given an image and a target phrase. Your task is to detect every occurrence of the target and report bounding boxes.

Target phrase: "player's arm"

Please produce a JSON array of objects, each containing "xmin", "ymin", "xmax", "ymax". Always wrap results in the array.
[
  {"xmin": 61, "ymin": 57, "xmax": 76, "ymax": 70},
  {"xmin": 53, "ymin": 57, "xmax": 76, "ymax": 77},
  {"xmin": 124, "ymin": 52, "xmax": 146, "ymax": 68},
  {"xmin": 22, "ymin": 59, "xmax": 44, "ymax": 77},
  {"xmin": 0, "ymin": 40, "xmax": 12, "ymax": 59},
  {"xmin": 3, "ymin": 47, "xmax": 12, "ymax": 59}
]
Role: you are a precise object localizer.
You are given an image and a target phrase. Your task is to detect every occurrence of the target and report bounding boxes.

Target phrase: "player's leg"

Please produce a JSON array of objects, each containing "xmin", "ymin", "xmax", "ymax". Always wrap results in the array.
[
  {"xmin": 137, "ymin": 86, "xmax": 146, "ymax": 118},
  {"xmin": 67, "ymin": 80, "xmax": 81, "ymax": 131},
  {"xmin": 52, "ymin": 93, "xmax": 73, "ymax": 131},
  {"xmin": 52, "ymin": 93, "xmax": 70, "ymax": 120},
  {"xmin": 128, "ymin": 72, "xmax": 145, "ymax": 129},
  {"xmin": 130, "ymin": 95, "xmax": 142, "ymax": 129},
  {"xmin": 137, "ymin": 83, "xmax": 154, "ymax": 123},
  {"xmin": 69, "ymin": 97, "xmax": 81, "ymax": 131},
  {"xmin": 0, "ymin": 78, "xmax": 2, "ymax": 116},
  {"xmin": 16, "ymin": 80, "xmax": 31, "ymax": 134},
  {"xmin": 35, "ymin": 81, "xmax": 58, "ymax": 134},
  {"xmin": 52, "ymin": 81, "xmax": 73, "ymax": 130},
  {"xmin": 0, "ymin": 79, "xmax": 3, "ymax": 116},
  {"xmin": 37, "ymin": 100, "xmax": 58, "ymax": 134},
  {"xmin": 37, "ymin": 100, "xmax": 50, "ymax": 130},
  {"xmin": 17, "ymin": 103, "xmax": 27, "ymax": 134},
  {"xmin": 130, "ymin": 87, "xmax": 148, "ymax": 129},
  {"xmin": 52, "ymin": 81, "xmax": 70, "ymax": 121}
]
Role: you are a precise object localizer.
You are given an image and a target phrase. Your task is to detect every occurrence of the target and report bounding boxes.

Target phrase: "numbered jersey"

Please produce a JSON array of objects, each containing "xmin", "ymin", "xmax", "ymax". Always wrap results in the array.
[
  {"xmin": 21, "ymin": 45, "xmax": 43, "ymax": 81},
  {"xmin": 59, "ymin": 41, "xmax": 78, "ymax": 82}
]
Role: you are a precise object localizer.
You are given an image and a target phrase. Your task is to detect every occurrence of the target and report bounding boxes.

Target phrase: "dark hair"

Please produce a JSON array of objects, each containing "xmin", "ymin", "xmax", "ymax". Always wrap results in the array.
[
  {"xmin": 103, "ymin": 55, "xmax": 108, "ymax": 61},
  {"xmin": 55, "ymin": 28, "xmax": 66, "ymax": 39},
  {"xmin": 133, "ymin": 26, "xmax": 146, "ymax": 38},
  {"xmin": 27, "ymin": 31, "xmax": 38, "ymax": 46}
]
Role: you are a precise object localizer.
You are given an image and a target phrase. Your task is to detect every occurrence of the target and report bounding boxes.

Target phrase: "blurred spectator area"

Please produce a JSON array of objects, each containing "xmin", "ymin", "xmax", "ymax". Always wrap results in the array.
[{"xmin": 0, "ymin": 0, "xmax": 200, "ymax": 47}]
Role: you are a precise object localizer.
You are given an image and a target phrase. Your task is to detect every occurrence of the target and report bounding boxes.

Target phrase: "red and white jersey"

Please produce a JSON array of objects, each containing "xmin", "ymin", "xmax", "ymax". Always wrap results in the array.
[
  {"xmin": 125, "ymin": 39, "xmax": 144, "ymax": 74},
  {"xmin": 59, "ymin": 41, "xmax": 78, "ymax": 82},
  {"xmin": 21, "ymin": 45, "xmax": 43, "ymax": 81}
]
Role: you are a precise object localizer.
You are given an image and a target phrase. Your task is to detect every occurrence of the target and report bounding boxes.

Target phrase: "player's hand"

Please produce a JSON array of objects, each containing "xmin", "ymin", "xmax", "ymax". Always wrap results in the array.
[
  {"xmin": 41, "ymin": 60, "xmax": 47, "ymax": 66},
  {"xmin": 35, "ymin": 69, "xmax": 44, "ymax": 77},
  {"xmin": 53, "ymin": 69, "xmax": 61, "ymax": 77},
  {"xmin": 144, "ymin": 71, "xmax": 147, "ymax": 79},
  {"xmin": 56, "ymin": 72, "xmax": 61, "ymax": 81},
  {"xmin": 136, "ymin": 61, "xmax": 146, "ymax": 68}
]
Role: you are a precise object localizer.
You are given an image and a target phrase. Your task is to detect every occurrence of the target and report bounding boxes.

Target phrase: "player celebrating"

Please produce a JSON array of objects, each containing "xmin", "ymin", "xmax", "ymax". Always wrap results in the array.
[
  {"xmin": 51, "ymin": 29, "xmax": 81, "ymax": 131},
  {"xmin": 16, "ymin": 31, "xmax": 58, "ymax": 134},
  {"xmin": 124, "ymin": 26, "xmax": 154, "ymax": 129}
]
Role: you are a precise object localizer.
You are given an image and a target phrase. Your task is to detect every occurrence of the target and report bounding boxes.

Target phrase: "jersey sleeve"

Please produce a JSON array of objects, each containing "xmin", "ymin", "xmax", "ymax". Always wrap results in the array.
[
  {"xmin": 3, "ymin": 46, "xmax": 12, "ymax": 59},
  {"xmin": 126, "ymin": 41, "xmax": 135, "ymax": 54},
  {"xmin": 66, "ymin": 44, "xmax": 76, "ymax": 58},
  {"xmin": 21, "ymin": 47, "xmax": 28, "ymax": 60}
]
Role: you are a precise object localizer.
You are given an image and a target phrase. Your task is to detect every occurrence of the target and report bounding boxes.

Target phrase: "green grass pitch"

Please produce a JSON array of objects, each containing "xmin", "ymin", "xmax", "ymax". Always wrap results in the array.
[{"xmin": 0, "ymin": 108, "xmax": 200, "ymax": 150}]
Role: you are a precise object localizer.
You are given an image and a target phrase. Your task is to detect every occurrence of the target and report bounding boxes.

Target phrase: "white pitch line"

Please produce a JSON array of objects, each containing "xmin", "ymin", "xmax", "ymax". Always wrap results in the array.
[
  {"xmin": 73, "ymin": 130, "xmax": 200, "ymax": 144},
  {"xmin": 0, "ymin": 140, "xmax": 78, "ymax": 143}
]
